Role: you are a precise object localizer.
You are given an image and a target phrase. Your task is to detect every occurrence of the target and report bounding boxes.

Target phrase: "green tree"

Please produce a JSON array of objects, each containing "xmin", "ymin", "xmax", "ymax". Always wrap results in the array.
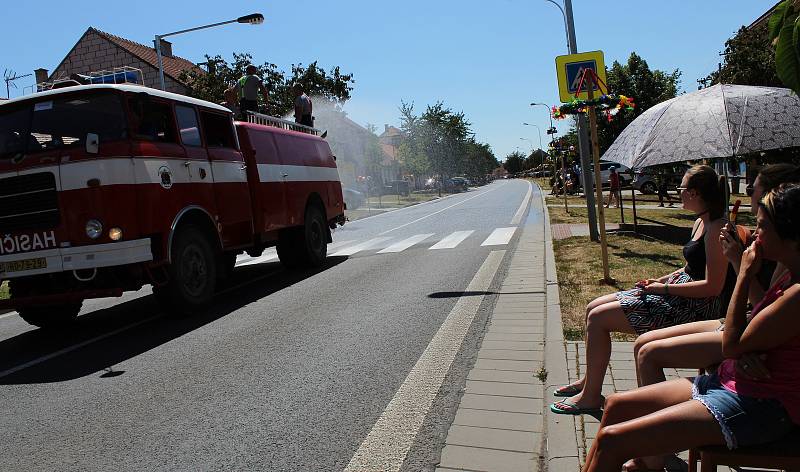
[
  {"xmin": 699, "ymin": 23, "xmax": 780, "ymax": 88},
  {"xmin": 178, "ymin": 52, "xmax": 354, "ymax": 117},
  {"xmin": 769, "ymin": 0, "xmax": 800, "ymax": 94},
  {"xmin": 503, "ymin": 151, "xmax": 525, "ymax": 174},
  {"xmin": 596, "ymin": 53, "xmax": 681, "ymax": 154}
]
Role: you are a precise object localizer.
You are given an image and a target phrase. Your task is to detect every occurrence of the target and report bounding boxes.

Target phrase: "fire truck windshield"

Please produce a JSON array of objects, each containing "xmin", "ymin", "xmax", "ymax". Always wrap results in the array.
[{"xmin": 0, "ymin": 91, "xmax": 127, "ymax": 160}]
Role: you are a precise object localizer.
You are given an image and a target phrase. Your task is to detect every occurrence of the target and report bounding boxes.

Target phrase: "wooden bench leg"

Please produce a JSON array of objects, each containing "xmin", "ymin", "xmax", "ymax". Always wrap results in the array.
[
  {"xmin": 700, "ymin": 452, "xmax": 717, "ymax": 472},
  {"xmin": 688, "ymin": 448, "xmax": 697, "ymax": 472}
]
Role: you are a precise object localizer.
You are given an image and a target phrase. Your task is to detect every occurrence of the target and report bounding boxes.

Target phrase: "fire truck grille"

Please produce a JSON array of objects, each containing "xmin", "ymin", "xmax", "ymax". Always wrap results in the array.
[{"xmin": 0, "ymin": 172, "xmax": 60, "ymax": 233}]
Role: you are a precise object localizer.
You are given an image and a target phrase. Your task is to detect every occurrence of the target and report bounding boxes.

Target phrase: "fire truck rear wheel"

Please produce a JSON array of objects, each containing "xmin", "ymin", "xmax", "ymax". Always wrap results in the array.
[
  {"xmin": 158, "ymin": 225, "xmax": 218, "ymax": 315},
  {"xmin": 302, "ymin": 205, "xmax": 328, "ymax": 267}
]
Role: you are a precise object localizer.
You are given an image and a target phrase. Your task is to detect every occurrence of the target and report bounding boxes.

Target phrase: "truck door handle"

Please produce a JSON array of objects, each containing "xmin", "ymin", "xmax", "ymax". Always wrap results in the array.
[
  {"xmin": 184, "ymin": 160, "xmax": 192, "ymax": 178},
  {"xmin": 282, "ymin": 173, "xmax": 289, "ymax": 178},
  {"xmin": 240, "ymin": 164, "xmax": 247, "ymax": 171}
]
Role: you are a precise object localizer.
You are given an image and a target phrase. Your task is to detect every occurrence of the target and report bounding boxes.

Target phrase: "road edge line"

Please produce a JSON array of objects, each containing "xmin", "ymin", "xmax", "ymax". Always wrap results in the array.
[
  {"xmin": 510, "ymin": 180, "xmax": 533, "ymax": 225},
  {"xmin": 343, "ymin": 250, "xmax": 506, "ymax": 472}
]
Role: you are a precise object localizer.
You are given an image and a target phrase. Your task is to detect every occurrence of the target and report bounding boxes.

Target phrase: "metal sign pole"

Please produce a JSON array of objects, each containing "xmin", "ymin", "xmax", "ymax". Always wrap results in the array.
[{"xmin": 586, "ymin": 72, "xmax": 612, "ymax": 283}]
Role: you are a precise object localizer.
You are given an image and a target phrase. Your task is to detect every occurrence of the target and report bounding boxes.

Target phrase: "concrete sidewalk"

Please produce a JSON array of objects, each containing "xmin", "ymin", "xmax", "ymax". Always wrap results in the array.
[
  {"xmin": 434, "ymin": 184, "xmax": 735, "ymax": 471},
  {"xmin": 435, "ymin": 185, "xmax": 578, "ymax": 472}
]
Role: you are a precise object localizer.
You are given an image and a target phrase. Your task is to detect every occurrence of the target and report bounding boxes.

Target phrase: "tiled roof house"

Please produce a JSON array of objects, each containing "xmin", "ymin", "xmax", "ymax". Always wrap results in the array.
[{"xmin": 39, "ymin": 27, "xmax": 202, "ymax": 94}]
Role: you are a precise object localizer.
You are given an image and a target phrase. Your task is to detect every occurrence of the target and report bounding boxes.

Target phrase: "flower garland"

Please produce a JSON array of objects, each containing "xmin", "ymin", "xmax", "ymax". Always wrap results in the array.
[{"xmin": 551, "ymin": 94, "xmax": 636, "ymax": 121}]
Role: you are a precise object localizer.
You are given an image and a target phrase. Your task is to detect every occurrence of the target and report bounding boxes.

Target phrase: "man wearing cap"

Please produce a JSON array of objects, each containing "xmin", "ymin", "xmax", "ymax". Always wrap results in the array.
[
  {"xmin": 606, "ymin": 166, "xmax": 621, "ymax": 208},
  {"xmin": 237, "ymin": 65, "xmax": 268, "ymax": 117}
]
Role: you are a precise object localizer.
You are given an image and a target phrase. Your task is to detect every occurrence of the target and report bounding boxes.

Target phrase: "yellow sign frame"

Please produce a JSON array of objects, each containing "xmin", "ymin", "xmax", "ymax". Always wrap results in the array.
[{"xmin": 555, "ymin": 51, "xmax": 606, "ymax": 103}]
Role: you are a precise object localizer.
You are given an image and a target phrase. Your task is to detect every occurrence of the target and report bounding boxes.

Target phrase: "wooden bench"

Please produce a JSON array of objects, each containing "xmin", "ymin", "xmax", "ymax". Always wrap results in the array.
[{"xmin": 688, "ymin": 429, "xmax": 800, "ymax": 472}]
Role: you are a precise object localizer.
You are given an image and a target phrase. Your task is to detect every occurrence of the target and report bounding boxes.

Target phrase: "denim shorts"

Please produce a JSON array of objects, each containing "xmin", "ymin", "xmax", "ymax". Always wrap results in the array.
[{"xmin": 692, "ymin": 374, "xmax": 795, "ymax": 449}]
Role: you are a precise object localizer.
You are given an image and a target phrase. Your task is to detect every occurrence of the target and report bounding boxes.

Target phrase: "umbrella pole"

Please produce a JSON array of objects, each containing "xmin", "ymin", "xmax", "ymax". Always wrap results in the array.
[
  {"xmin": 631, "ymin": 185, "xmax": 638, "ymax": 234},
  {"xmin": 587, "ymin": 75, "xmax": 613, "ymax": 284}
]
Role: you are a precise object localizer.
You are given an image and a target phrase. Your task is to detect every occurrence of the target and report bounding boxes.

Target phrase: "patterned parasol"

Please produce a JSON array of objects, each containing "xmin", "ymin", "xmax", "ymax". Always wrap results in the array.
[{"xmin": 602, "ymin": 84, "xmax": 800, "ymax": 169}]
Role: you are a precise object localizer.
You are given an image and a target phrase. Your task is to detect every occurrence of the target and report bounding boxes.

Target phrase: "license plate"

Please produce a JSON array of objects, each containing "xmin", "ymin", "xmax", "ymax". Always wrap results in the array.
[{"xmin": 0, "ymin": 258, "xmax": 47, "ymax": 273}]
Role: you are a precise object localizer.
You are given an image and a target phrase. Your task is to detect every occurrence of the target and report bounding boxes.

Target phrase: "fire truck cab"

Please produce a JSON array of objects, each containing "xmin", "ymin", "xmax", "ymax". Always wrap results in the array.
[{"xmin": 0, "ymin": 84, "xmax": 345, "ymax": 328}]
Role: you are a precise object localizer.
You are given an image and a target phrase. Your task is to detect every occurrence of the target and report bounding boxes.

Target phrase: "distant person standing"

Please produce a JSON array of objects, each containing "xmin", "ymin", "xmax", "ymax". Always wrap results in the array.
[
  {"xmin": 606, "ymin": 166, "xmax": 621, "ymax": 208},
  {"xmin": 237, "ymin": 65, "xmax": 268, "ymax": 117},
  {"xmin": 656, "ymin": 169, "xmax": 677, "ymax": 207},
  {"xmin": 294, "ymin": 85, "xmax": 313, "ymax": 127}
]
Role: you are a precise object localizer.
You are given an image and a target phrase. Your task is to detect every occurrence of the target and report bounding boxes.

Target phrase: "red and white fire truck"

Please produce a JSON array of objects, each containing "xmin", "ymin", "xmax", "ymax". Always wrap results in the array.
[{"xmin": 0, "ymin": 84, "xmax": 345, "ymax": 328}]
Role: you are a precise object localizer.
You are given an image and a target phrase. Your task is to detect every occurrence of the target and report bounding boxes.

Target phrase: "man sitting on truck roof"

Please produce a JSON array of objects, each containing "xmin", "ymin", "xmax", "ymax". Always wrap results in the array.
[{"xmin": 237, "ymin": 65, "xmax": 268, "ymax": 117}]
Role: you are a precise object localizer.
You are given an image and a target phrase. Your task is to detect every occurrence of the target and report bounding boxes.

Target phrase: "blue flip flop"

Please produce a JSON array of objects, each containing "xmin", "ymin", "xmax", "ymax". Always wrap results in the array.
[{"xmin": 550, "ymin": 400, "xmax": 603, "ymax": 417}]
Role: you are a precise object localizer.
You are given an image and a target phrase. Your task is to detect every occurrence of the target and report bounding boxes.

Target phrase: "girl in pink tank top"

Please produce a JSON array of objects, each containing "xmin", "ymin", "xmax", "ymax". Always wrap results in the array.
[{"xmin": 581, "ymin": 184, "xmax": 800, "ymax": 472}]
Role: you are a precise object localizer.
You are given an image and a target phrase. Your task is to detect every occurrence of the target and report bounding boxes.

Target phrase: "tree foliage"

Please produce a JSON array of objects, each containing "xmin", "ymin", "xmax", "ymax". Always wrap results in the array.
[
  {"xmin": 503, "ymin": 151, "xmax": 526, "ymax": 174},
  {"xmin": 596, "ymin": 53, "xmax": 681, "ymax": 154},
  {"xmin": 699, "ymin": 23, "xmax": 780, "ymax": 88},
  {"xmin": 769, "ymin": 0, "xmax": 800, "ymax": 94},
  {"xmin": 396, "ymin": 101, "xmax": 498, "ymax": 180},
  {"xmin": 178, "ymin": 52, "xmax": 355, "ymax": 117}
]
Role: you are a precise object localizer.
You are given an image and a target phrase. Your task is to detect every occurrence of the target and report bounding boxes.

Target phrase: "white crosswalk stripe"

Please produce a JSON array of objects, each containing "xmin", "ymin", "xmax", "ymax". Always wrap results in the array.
[
  {"xmin": 377, "ymin": 234, "xmax": 434, "ymax": 254},
  {"xmin": 429, "ymin": 231, "xmax": 474, "ymax": 250},
  {"xmin": 331, "ymin": 237, "xmax": 393, "ymax": 256},
  {"xmin": 481, "ymin": 227, "xmax": 517, "ymax": 246}
]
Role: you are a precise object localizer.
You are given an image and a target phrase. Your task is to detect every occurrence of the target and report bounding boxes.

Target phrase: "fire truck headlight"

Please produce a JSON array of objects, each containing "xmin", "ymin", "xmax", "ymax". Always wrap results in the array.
[
  {"xmin": 85, "ymin": 219, "xmax": 103, "ymax": 239},
  {"xmin": 109, "ymin": 227, "xmax": 123, "ymax": 241}
]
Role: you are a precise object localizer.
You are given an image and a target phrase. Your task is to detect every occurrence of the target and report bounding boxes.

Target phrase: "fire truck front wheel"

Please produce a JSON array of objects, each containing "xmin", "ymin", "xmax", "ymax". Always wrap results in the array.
[
  {"xmin": 9, "ymin": 279, "xmax": 82, "ymax": 329},
  {"xmin": 156, "ymin": 225, "xmax": 218, "ymax": 314}
]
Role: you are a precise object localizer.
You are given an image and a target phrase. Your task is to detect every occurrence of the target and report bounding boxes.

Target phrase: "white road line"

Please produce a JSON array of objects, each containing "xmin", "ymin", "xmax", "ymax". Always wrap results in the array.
[
  {"xmin": 481, "ymin": 227, "xmax": 517, "ymax": 246},
  {"xmin": 377, "ymin": 234, "xmax": 434, "ymax": 254},
  {"xmin": 344, "ymin": 250, "xmax": 505, "ymax": 472},
  {"xmin": 330, "ymin": 237, "xmax": 393, "ymax": 257},
  {"xmin": 378, "ymin": 183, "xmax": 506, "ymax": 235},
  {"xmin": 511, "ymin": 180, "xmax": 533, "ymax": 225},
  {"xmin": 428, "ymin": 231, "xmax": 474, "ymax": 250},
  {"xmin": 0, "ymin": 313, "xmax": 162, "ymax": 380}
]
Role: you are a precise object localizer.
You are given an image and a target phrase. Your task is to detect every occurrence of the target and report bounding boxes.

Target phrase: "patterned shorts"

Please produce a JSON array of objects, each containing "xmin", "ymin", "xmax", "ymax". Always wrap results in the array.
[{"xmin": 616, "ymin": 271, "xmax": 721, "ymax": 335}]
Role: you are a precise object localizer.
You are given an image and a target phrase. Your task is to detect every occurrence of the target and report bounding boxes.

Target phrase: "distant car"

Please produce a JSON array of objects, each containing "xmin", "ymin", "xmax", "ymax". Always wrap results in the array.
[
  {"xmin": 585, "ymin": 161, "xmax": 632, "ymax": 187},
  {"xmin": 633, "ymin": 164, "xmax": 690, "ymax": 194},
  {"xmin": 343, "ymin": 187, "xmax": 365, "ymax": 210},
  {"xmin": 448, "ymin": 177, "xmax": 469, "ymax": 192}
]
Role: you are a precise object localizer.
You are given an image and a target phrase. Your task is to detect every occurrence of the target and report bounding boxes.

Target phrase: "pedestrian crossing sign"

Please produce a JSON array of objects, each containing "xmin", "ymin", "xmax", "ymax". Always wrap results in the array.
[{"xmin": 555, "ymin": 51, "xmax": 606, "ymax": 103}]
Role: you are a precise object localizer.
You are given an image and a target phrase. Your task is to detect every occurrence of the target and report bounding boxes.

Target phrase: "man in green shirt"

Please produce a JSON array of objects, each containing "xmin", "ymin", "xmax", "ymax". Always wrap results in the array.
[{"xmin": 236, "ymin": 65, "xmax": 268, "ymax": 116}]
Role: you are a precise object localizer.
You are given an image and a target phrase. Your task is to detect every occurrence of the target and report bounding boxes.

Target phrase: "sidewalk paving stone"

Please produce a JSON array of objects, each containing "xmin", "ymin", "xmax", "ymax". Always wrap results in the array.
[
  {"xmin": 465, "ymin": 380, "xmax": 544, "ymax": 399},
  {"xmin": 453, "ymin": 408, "xmax": 543, "ymax": 432},
  {"xmin": 439, "ymin": 445, "xmax": 539, "ymax": 472},
  {"xmin": 445, "ymin": 425, "xmax": 540, "ymax": 453},
  {"xmin": 478, "ymin": 349, "xmax": 544, "ymax": 362},
  {"xmin": 468, "ymin": 369, "xmax": 543, "ymax": 384}
]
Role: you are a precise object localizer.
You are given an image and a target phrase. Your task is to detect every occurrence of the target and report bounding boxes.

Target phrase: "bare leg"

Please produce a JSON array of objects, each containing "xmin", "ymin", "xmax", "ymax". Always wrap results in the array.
[
  {"xmin": 638, "ymin": 331, "xmax": 723, "ymax": 387},
  {"xmin": 566, "ymin": 301, "xmax": 636, "ymax": 409},
  {"xmin": 584, "ymin": 397, "xmax": 724, "ymax": 471},
  {"xmin": 633, "ymin": 320, "xmax": 722, "ymax": 385},
  {"xmin": 560, "ymin": 293, "xmax": 620, "ymax": 391}
]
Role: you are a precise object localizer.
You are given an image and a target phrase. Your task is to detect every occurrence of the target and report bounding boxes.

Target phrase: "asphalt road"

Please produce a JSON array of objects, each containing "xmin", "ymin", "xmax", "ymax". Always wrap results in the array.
[{"xmin": 0, "ymin": 178, "xmax": 539, "ymax": 471}]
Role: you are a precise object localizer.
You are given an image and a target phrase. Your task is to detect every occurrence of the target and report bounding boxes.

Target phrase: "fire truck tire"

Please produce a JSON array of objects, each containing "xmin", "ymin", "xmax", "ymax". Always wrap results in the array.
[
  {"xmin": 301, "ymin": 205, "xmax": 328, "ymax": 267},
  {"xmin": 17, "ymin": 304, "xmax": 82, "ymax": 329},
  {"xmin": 157, "ymin": 225, "xmax": 218, "ymax": 315},
  {"xmin": 276, "ymin": 205, "xmax": 328, "ymax": 269},
  {"xmin": 9, "ymin": 279, "xmax": 81, "ymax": 329}
]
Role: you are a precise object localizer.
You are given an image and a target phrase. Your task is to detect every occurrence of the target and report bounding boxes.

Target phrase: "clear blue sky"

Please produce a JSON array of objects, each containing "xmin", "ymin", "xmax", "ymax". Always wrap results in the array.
[{"xmin": 2, "ymin": 1, "xmax": 775, "ymax": 161}]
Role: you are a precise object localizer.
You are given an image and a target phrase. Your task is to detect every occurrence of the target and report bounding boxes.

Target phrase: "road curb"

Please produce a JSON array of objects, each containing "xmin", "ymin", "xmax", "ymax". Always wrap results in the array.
[{"xmin": 540, "ymin": 184, "xmax": 582, "ymax": 471}]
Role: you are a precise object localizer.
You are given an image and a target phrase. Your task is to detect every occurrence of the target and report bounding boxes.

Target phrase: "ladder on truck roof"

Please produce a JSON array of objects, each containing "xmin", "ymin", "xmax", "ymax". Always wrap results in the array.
[{"xmin": 244, "ymin": 111, "xmax": 323, "ymax": 137}]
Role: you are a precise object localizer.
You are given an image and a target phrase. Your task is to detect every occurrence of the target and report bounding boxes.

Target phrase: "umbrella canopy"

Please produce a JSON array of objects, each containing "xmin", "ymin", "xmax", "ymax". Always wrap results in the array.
[{"xmin": 603, "ymin": 84, "xmax": 800, "ymax": 169}]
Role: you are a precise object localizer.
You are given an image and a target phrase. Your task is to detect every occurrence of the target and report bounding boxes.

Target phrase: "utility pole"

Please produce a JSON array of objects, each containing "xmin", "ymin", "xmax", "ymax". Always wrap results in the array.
[{"xmin": 564, "ymin": 0, "xmax": 599, "ymax": 241}]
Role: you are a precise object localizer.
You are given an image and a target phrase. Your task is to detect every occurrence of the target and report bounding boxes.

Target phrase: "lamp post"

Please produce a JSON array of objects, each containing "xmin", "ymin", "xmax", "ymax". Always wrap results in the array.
[
  {"xmin": 155, "ymin": 13, "xmax": 264, "ymax": 91},
  {"xmin": 542, "ymin": 0, "xmax": 598, "ymax": 241}
]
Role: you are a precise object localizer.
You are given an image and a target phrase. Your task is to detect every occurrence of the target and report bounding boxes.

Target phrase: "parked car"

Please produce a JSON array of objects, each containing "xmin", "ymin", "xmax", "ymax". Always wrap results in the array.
[
  {"xmin": 383, "ymin": 180, "xmax": 410, "ymax": 196},
  {"xmin": 343, "ymin": 187, "xmax": 365, "ymax": 210},
  {"xmin": 633, "ymin": 163, "xmax": 690, "ymax": 194},
  {"xmin": 586, "ymin": 161, "xmax": 632, "ymax": 187},
  {"xmin": 448, "ymin": 177, "xmax": 469, "ymax": 192}
]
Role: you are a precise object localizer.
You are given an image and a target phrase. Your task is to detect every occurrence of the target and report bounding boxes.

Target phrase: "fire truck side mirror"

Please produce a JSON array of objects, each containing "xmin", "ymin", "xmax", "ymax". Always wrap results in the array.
[{"xmin": 86, "ymin": 133, "xmax": 99, "ymax": 154}]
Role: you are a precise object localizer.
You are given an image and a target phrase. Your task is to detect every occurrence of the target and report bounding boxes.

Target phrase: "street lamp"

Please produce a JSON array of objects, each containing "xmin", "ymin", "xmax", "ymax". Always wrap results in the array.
[
  {"xmin": 155, "ymin": 13, "xmax": 264, "ymax": 91},
  {"xmin": 530, "ymin": 102, "xmax": 557, "ymax": 136},
  {"xmin": 521, "ymin": 123, "xmax": 543, "ymax": 150}
]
